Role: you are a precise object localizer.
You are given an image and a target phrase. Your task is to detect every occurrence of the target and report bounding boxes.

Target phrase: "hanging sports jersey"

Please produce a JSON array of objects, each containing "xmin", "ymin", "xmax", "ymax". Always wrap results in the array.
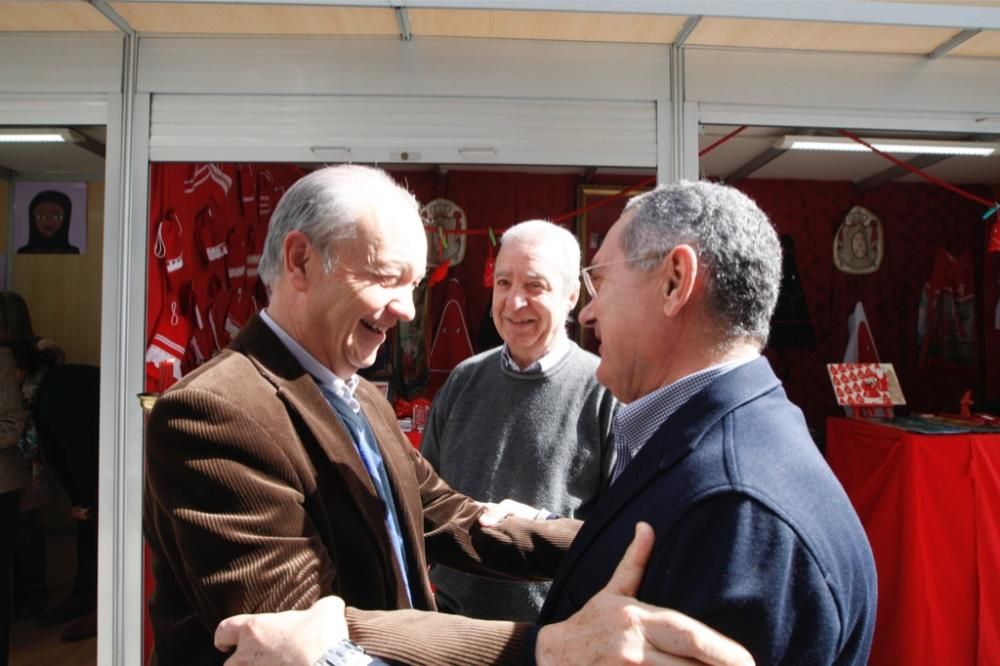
[{"xmin": 918, "ymin": 248, "xmax": 976, "ymax": 368}]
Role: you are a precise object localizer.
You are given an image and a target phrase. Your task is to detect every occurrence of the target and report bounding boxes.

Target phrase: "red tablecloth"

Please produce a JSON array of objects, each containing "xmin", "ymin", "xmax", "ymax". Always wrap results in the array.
[{"xmin": 826, "ymin": 418, "xmax": 1000, "ymax": 666}]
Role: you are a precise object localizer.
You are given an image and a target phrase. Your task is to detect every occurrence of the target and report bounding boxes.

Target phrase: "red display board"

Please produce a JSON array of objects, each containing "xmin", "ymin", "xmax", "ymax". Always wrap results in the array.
[{"xmin": 826, "ymin": 417, "xmax": 1000, "ymax": 666}]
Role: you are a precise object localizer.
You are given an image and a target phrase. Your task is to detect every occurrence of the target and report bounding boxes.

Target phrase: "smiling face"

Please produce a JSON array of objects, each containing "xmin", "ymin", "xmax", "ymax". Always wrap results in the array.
[
  {"xmin": 33, "ymin": 201, "xmax": 66, "ymax": 238},
  {"xmin": 300, "ymin": 203, "xmax": 427, "ymax": 380},
  {"xmin": 491, "ymin": 239, "xmax": 578, "ymax": 368}
]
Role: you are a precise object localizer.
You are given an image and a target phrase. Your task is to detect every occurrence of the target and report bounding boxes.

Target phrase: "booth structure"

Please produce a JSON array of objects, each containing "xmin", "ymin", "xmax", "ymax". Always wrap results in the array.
[{"xmin": 1, "ymin": 2, "xmax": 1000, "ymax": 664}]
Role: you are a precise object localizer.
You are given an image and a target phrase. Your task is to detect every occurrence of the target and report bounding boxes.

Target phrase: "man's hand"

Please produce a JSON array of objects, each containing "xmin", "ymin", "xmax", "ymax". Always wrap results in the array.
[
  {"xmin": 479, "ymin": 498, "xmax": 551, "ymax": 526},
  {"xmin": 214, "ymin": 596, "xmax": 348, "ymax": 666},
  {"xmin": 535, "ymin": 522, "xmax": 755, "ymax": 666}
]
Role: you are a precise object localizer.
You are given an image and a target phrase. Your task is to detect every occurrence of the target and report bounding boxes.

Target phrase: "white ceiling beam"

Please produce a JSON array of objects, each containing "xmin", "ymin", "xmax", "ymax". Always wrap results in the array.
[
  {"xmin": 394, "ymin": 5, "xmax": 412, "ymax": 40},
  {"xmin": 856, "ymin": 154, "xmax": 949, "ymax": 190},
  {"xmin": 674, "ymin": 15, "xmax": 700, "ymax": 47},
  {"xmin": 91, "ymin": 0, "xmax": 136, "ymax": 34},
  {"xmin": 112, "ymin": 1, "xmax": 1000, "ymax": 31},
  {"xmin": 927, "ymin": 28, "xmax": 981, "ymax": 59},
  {"xmin": 722, "ymin": 146, "xmax": 786, "ymax": 184}
]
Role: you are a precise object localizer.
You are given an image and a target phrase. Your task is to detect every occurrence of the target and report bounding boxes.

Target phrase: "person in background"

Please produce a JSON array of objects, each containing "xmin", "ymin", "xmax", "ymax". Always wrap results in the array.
[
  {"xmin": 0, "ymin": 342, "xmax": 30, "ymax": 666},
  {"xmin": 0, "ymin": 292, "xmax": 57, "ymax": 620},
  {"xmin": 145, "ymin": 165, "xmax": 753, "ymax": 666},
  {"xmin": 0, "ymin": 292, "xmax": 98, "ymax": 641},
  {"xmin": 32, "ymin": 361, "xmax": 100, "ymax": 642},
  {"xmin": 17, "ymin": 190, "xmax": 80, "ymax": 255},
  {"xmin": 422, "ymin": 219, "xmax": 615, "ymax": 621}
]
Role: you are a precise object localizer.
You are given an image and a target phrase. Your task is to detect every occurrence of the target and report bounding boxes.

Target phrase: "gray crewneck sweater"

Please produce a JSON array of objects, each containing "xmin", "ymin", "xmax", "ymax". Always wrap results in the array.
[{"xmin": 421, "ymin": 341, "xmax": 616, "ymax": 621}]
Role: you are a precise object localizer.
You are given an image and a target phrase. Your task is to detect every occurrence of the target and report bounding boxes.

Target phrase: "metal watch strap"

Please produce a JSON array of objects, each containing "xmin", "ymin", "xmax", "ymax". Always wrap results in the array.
[{"xmin": 314, "ymin": 639, "xmax": 374, "ymax": 666}]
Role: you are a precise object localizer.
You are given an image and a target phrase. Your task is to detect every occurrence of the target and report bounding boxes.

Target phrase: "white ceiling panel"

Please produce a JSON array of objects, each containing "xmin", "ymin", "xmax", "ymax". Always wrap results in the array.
[
  {"xmin": 698, "ymin": 125, "xmax": 1000, "ymax": 185},
  {"xmin": 896, "ymin": 154, "xmax": 1000, "ymax": 184}
]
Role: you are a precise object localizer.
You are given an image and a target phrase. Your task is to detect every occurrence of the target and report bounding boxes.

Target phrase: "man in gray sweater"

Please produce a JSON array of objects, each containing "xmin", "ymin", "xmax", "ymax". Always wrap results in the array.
[{"xmin": 421, "ymin": 219, "xmax": 616, "ymax": 621}]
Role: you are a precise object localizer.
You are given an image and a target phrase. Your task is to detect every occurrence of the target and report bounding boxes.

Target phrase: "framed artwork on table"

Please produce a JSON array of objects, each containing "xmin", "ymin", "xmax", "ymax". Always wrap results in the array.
[{"xmin": 574, "ymin": 184, "xmax": 649, "ymax": 352}]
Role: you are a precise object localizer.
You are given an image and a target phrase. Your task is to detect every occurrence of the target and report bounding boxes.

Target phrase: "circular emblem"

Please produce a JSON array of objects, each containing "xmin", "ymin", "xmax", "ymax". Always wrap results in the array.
[
  {"xmin": 420, "ymin": 198, "xmax": 467, "ymax": 267},
  {"xmin": 834, "ymin": 206, "xmax": 882, "ymax": 274}
]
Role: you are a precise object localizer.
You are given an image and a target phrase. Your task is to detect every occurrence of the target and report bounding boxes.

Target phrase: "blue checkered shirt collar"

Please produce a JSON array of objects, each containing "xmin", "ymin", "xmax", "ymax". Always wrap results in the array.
[{"xmin": 609, "ymin": 355, "xmax": 758, "ymax": 483}]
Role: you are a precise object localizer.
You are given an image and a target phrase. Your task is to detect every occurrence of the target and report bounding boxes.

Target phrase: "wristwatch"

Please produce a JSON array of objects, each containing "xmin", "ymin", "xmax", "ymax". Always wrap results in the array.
[{"xmin": 315, "ymin": 639, "xmax": 374, "ymax": 666}]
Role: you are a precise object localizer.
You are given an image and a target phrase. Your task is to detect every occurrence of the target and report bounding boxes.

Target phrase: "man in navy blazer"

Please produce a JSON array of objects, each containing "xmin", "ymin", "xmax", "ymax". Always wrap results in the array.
[{"xmin": 532, "ymin": 181, "xmax": 877, "ymax": 665}]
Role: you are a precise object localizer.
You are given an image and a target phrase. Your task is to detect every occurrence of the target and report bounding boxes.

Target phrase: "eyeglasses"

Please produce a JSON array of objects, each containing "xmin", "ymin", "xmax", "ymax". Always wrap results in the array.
[{"xmin": 580, "ymin": 252, "xmax": 665, "ymax": 299}]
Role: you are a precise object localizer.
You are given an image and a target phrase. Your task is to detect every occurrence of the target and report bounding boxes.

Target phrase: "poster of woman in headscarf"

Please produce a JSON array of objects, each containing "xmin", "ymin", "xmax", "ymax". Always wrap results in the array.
[{"xmin": 14, "ymin": 182, "xmax": 87, "ymax": 255}]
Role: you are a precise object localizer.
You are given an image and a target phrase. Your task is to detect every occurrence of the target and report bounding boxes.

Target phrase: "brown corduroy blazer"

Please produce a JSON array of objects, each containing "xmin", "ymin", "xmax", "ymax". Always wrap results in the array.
[{"xmin": 144, "ymin": 315, "xmax": 579, "ymax": 665}]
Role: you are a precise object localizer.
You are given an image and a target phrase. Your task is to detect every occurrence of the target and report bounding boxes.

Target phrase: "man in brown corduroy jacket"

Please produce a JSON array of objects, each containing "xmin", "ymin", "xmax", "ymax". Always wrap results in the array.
[{"xmin": 145, "ymin": 165, "xmax": 752, "ymax": 666}]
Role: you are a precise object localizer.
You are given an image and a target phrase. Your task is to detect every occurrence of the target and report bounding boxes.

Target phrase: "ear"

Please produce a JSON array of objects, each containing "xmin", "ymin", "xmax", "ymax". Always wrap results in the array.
[
  {"xmin": 283, "ymin": 231, "xmax": 313, "ymax": 292},
  {"xmin": 566, "ymin": 283, "xmax": 580, "ymax": 310},
  {"xmin": 660, "ymin": 244, "xmax": 698, "ymax": 318}
]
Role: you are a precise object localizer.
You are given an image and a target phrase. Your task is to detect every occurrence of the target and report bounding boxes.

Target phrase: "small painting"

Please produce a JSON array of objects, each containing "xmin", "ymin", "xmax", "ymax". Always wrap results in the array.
[
  {"xmin": 575, "ymin": 184, "xmax": 650, "ymax": 352},
  {"xmin": 14, "ymin": 181, "xmax": 87, "ymax": 255}
]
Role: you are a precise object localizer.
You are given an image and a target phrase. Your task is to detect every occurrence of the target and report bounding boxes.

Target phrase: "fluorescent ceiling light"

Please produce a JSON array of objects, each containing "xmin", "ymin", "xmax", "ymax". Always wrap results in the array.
[
  {"xmin": 0, "ymin": 128, "xmax": 84, "ymax": 144},
  {"xmin": 775, "ymin": 135, "xmax": 997, "ymax": 157}
]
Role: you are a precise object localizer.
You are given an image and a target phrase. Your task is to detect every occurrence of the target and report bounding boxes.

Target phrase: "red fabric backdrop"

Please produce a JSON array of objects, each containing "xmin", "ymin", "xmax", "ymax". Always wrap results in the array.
[
  {"xmin": 145, "ymin": 164, "xmax": 997, "ymax": 431},
  {"xmin": 827, "ymin": 418, "xmax": 1000, "ymax": 665},
  {"xmin": 740, "ymin": 179, "xmax": 993, "ymax": 435}
]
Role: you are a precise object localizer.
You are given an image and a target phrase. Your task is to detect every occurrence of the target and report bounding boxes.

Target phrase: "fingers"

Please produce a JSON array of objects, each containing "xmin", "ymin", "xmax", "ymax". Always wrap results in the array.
[
  {"xmin": 478, "ymin": 503, "xmax": 503, "ymax": 527},
  {"xmin": 478, "ymin": 499, "xmax": 536, "ymax": 526},
  {"xmin": 214, "ymin": 615, "xmax": 248, "ymax": 651},
  {"xmin": 641, "ymin": 610, "xmax": 755, "ymax": 666},
  {"xmin": 603, "ymin": 521, "xmax": 655, "ymax": 597},
  {"xmin": 688, "ymin": 624, "xmax": 755, "ymax": 666}
]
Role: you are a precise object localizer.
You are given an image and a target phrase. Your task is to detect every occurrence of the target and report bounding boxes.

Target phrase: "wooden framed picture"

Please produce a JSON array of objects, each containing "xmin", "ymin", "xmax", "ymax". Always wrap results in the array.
[{"xmin": 574, "ymin": 184, "xmax": 649, "ymax": 352}]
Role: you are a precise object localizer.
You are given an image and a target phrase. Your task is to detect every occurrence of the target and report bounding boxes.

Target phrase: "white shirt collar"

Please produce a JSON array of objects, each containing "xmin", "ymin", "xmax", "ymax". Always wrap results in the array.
[{"xmin": 259, "ymin": 310, "xmax": 361, "ymax": 413}]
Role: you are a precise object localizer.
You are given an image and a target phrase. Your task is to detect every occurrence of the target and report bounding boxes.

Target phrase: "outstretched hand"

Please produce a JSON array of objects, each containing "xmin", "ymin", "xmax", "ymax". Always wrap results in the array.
[
  {"xmin": 214, "ymin": 596, "xmax": 348, "ymax": 666},
  {"xmin": 535, "ymin": 522, "xmax": 755, "ymax": 665},
  {"xmin": 478, "ymin": 498, "xmax": 550, "ymax": 526}
]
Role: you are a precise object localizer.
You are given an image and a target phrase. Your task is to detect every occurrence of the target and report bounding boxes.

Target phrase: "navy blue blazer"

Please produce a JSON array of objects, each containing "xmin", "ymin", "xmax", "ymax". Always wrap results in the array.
[{"xmin": 536, "ymin": 358, "xmax": 877, "ymax": 665}]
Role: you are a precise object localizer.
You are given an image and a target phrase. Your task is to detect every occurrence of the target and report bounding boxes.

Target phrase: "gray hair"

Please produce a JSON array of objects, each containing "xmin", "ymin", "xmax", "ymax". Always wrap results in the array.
[
  {"xmin": 257, "ymin": 165, "xmax": 419, "ymax": 287},
  {"xmin": 500, "ymin": 219, "xmax": 581, "ymax": 297},
  {"xmin": 621, "ymin": 181, "xmax": 781, "ymax": 346}
]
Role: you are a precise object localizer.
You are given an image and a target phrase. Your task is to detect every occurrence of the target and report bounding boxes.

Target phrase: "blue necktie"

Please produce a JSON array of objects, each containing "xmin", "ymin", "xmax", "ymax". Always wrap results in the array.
[{"xmin": 318, "ymin": 384, "xmax": 413, "ymax": 606}]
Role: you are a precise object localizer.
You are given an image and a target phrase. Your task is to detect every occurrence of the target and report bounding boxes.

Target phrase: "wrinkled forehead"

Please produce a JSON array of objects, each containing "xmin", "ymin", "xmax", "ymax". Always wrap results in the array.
[{"xmin": 496, "ymin": 240, "xmax": 566, "ymax": 282}]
